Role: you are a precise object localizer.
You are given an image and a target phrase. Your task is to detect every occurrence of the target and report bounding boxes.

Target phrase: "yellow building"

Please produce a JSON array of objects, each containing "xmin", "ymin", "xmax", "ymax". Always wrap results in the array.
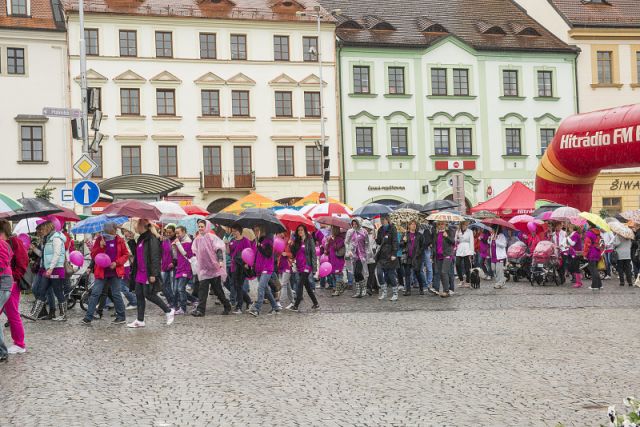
[{"xmin": 592, "ymin": 172, "xmax": 640, "ymax": 215}]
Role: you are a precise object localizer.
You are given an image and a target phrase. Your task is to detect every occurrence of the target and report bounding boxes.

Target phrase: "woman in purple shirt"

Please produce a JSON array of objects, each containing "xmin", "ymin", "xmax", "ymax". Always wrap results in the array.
[
  {"xmin": 287, "ymin": 225, "xmax": 319, "ymax": 312},
  {"xmin": 160, "ymin": 225, "xmax": 176, "ymax": 310},
  {"xmin": 171, "ymin": 225, "xmax": 193, "ymax": 315},
  {"xmin": 248, "ymin": 225, "xmax": 280, "ymax": 316},
  {"xmin": 324, "ymin": 226, "xmax": 346, "ymax": 296},
  {"xmin": 228, "ymin": 224, "xmax": 253, "ymax": 314},
  {"xmin": 567, "ymin": 225, "xmax": 584, "ymax": 288}
]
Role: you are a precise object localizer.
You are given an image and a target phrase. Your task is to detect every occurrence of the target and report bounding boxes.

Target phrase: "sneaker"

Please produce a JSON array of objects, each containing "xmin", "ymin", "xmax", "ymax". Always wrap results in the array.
[
  {"xmin": 166, "ymin": 309, "xmax": 175, "ymax": 325},
  {"xmin": 174, "ymin": 308, "xmax": 185, "ymax": 315},
  {"xmin": 448, "ymin": 290, "xmax": 455, "ymax": 296},
  {"xmin": 276, "ymin": 302, "xmax": 283, "ymax": 311},
  {"xmin": 127, "ymin": 320, "xmax": 145, "ymax": 328},
  {"xmin": 494, "ymin": 284, "xmax": 504, "ymax": 289},
  {"xmin": 588, "ymin": 286, "xmax": 602, "ymax": 290},
  {"xmin": 439, "ymin": 292, "xmax": 450, "ymax": 298},
  {"xmin": 604, "ymin": 275, "xmax": 611, "ymax": 280},
  {"xmin": 249, "ymin": 309, "xmax": 259, "ymax": 317},
  {"xmin": 390, "ymin": 294, "xmax": 398, "ymax": 302},
  {"xmin": 81, "ymin": 318, "xmax": 92, "ymax": 326},
  {"xmin": 232, "ymin": 309, "xmax": 243, "ymax": 315},
  {"xmin": 286, "ymin": 305, "xmax": 299, "ymax": 312},
  {"xmin": 191, "ymin": 310, "xmax": 205, "ymax": 317},
  {"xmin": 112, "ymin": 318, "xmax": 126, "ymax": 325},
  {"xmin": 427, "ymin": 287, "xmax": 438, "ymax": 295},
  {"xmin": 125, "ymin": 304, "xmax": 137, "ymax": 310},
  {"xmin": 7, "ymin": 345, "xmax": 26, "ymax": 354},
  {"xmin": 268, "ymin": 308, "xmax": 280, "ymax": 315},
  {"xmin": 311, "ymin": 304, "xmax": 319, "ymax": 310}
]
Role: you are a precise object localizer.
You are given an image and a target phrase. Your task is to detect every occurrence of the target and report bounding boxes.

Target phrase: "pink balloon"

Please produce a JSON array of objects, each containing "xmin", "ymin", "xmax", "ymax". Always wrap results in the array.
[
  {"xmin": 69, "ymin": 250, "xmax": 84, "ymax": 267},
  {"xmin": 320, "ymin": 254, "xmax": 329, "ymax": 264},
  {"xmin": 527, "ymin": 221, "xmax": 537, "ymax": 233},
  {"xmin": 273, "ymin": 237, "xmax": 286, "ymax": 254},
  {"xmin": 48, "ymin": 216, "xmax": 62, "ymax": 232},
  {"xmin": 95, "ymin": 253, "xmax": 112, "ymax": 269},
  {"xmin": 17, "ymin": 233, "xmax": 31, "ymax": 250},
  {"xmin": 241, "ymin": 248, "xmax": 255, "ymax": 265},
  {"xmin": 319, "ymin": 261, "xmax": 332, "ymax": 278}
]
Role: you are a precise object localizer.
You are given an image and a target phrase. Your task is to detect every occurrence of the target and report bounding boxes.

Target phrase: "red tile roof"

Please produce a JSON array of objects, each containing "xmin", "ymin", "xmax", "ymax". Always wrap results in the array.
[
  {"xmin": 0, "ymin": 0, "xmax": 65, "ymax": 31},
  {"xmin": 548, "ymin": 0, "xmax": 640, "ymax": 28}
]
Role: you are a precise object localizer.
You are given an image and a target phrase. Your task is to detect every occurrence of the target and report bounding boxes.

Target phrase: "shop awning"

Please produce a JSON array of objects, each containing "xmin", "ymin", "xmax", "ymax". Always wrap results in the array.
[
  {"xmin": 470, "ymin": 181, "xmax": 534, "ymax": 218},
  {"xmin": 98, "ymin": 174, "xmax": 183, "ymax": 200}
]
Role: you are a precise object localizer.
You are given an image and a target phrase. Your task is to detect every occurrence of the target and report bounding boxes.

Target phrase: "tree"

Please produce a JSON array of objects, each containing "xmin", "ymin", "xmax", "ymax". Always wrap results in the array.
[{"xmin": 34, "ymin": 178, "xmax": 56, "ymax": 201}]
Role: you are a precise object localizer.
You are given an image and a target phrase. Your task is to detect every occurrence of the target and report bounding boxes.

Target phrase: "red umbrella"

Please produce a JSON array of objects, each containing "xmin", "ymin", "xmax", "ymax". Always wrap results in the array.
[
  {"xmin": 183, "ymin": 205, "xmax": 209, "ymax": 216},
  {"xmin": 102, "ymin": 200, "xmax": 162, "ymax": 220},
  {"xmin": 316, "ymin": 216, "xmax": 351, "ymax": 230},
  {"xmin": 51, "ymin": 205, "xmax": 81, "ymax": 222},
  {"xmin": 276, "ymin": 212, "xmax": 315, "ymax": 232},
  {"xmin": 482, "ymin": 217, "xmax": 517, "ymax": 231}
]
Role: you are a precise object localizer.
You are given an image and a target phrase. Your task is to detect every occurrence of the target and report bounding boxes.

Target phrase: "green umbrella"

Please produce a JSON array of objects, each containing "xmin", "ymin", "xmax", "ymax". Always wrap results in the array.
[{"xmin": 0, "ymin": 192, "xmax": 23, "ymax": 216}]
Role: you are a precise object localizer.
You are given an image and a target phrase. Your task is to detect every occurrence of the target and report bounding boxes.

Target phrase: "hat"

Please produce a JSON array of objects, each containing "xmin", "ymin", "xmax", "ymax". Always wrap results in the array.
[
  {"xmin": 362, "ymin": 220, "xmax": 374, "ymax": 230},
  {"xmin": 35, "ymin": 219, "xmax": 47, "ymax": 227}
]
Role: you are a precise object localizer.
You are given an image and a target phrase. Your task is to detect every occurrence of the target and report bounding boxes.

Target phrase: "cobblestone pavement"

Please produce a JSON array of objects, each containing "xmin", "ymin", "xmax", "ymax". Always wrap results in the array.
[{"xmin": 2, "ymin": 279, "xmax": 639, "ymax": 426}]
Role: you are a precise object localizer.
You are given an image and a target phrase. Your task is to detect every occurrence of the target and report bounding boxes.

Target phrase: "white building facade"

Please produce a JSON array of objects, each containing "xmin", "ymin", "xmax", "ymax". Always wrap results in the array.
[{"xmin": 65, "ymin": 0, "xmax": 339, "ymax": 212}]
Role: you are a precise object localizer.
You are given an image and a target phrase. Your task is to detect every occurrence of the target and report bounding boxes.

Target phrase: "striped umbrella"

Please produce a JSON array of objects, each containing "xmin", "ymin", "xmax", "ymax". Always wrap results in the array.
[
  {"xmin": 304, "ymin": 203, "xmax": 353, "ymax": 219},
  {"xmin": 550, "ymin": 206, "xmax": 581, "ymax": 222},
  {"xmin": 71, "ymin": 214, "xmax": 128, "ymax": 234},
  {"xmin": 0, "ymin": 193, "xmax": 23, "ymax": 216}
]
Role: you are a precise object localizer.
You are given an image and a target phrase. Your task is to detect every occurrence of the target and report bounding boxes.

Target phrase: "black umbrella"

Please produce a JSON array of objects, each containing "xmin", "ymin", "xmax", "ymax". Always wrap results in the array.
[
  {"xmin": 352, "ymin": 203, "xmax": 392, "ymax": 219},
  {"xmin": 207, "ymin": 212, "xmax": 239, "ymax": 227},
  {"xmin": 235, "ymin": 211, "xmax": 285, "ymax": 234},
  {"xmin": 421, "ymin": 199, "xmax": 459, "ymax": 213},
  {"xmin": 7, "ymin": 197, "xmax": 63, "ymax": 221},
  {"xmin": 395, "ymin": 202, "xmax": 424, "ymax": 211},
  {"xmin": 531, "ymin": 203, "xmax": 564, "ymax": 217}
]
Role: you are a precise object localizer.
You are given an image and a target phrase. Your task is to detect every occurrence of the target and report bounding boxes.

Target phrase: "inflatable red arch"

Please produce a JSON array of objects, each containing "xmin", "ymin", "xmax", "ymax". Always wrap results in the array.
[{"xmin": 536, "ymin": 104, "xmax": 640, "ymax": 212}]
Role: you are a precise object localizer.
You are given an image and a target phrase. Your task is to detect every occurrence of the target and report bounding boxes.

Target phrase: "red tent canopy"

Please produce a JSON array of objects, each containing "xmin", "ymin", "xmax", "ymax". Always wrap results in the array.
[{"xmin": 471, "ymin": 182, "xmax": 535, "ymax": 219}]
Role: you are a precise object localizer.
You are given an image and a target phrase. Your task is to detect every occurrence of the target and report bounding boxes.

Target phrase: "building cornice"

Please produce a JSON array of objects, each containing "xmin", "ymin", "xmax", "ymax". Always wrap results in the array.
[{"xmin": 568, "ymin": 28, "xmax": 640, "ymax": 40}]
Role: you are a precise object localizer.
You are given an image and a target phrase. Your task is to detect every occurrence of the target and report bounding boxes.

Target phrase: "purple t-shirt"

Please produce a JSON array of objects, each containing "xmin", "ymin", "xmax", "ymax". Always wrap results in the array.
[
  {"xmin": 407, "ymin": 233, "xmax": 416, "ymax": 258},
  {"xmin": 135, "ymin": 242, "xmax": 148, "ymax": 284},
  {"xmin": 229, "ymin": 237, "xmax": 251, "ymax": 273},
  {"xmin": 295, "ymin": 243, "xmax": 310, "ymax": 273},
  {"xmin": 436, "ymin": 232, "xmax": 444, "ymax": 260},
  {"xmin": 103, "ymin": 239, "xmax": 118, "ymax": 278}
]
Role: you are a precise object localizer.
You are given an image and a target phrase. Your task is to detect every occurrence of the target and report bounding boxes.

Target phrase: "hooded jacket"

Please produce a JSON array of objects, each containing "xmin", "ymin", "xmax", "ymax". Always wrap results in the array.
[
  {"xmin": 131, "ymin": 230, "xmax": 162, "ymax": 289},
  {"xmin": 291, "ymin": 233, "xmax": 317, "ymax": 273},
  {"xmin": 583, "ymin": 228, "xmax": 602, "ymax": 261},
  {"xmin": 400, "ymin": 230, "xmax": 425, "ymax": 269},
  {"xmin": 375, "ymin": 222, "xmax": 399, "ymax": 269},
  {"xmin": 92, "ymin": 234, "xmax": 129, "ymax": 280},
  {"xmin": 346, "ymin": 218, "xmax": 369, "ymax": 263},
  {"xmin": 192, "ymin": 220, "xmax": 227, "ymax": 281}
]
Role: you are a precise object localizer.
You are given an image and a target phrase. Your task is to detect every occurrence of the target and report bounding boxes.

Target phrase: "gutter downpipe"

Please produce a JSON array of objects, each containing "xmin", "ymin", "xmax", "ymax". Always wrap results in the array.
[{"xmin": 336, "ymin": 39, "xmax": 347, "ymax": 203}]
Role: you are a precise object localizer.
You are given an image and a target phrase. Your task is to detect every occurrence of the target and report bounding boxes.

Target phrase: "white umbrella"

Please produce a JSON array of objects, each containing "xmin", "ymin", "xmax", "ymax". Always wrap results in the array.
[
  {"xmin": 13, "ymin": 217, "xmax": 43, "ymax": 235},
  {"xmin": 150, "ymin": 201, "xmax": 188, "ymax": 222}
]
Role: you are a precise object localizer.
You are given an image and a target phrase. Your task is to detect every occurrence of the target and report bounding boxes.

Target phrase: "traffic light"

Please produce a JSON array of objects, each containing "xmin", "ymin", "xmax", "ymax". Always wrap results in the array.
[
  {"xmin": 90, "ymin": 110, "xmax": 103, "ymax": 131},
  {"xmin": 89, "ymin": 132, "xmax": 104, "ymax": 153},
  {"xmin": 71, "ymin": 118, "xmax": 81, "ymax": 140},
  {"xmin": 87, "ymin": 88, "xmax": 100, "ymax": 113},
  {"xmin": 323, "ymin": 145, "xmax": 330, "ymax": 182}
]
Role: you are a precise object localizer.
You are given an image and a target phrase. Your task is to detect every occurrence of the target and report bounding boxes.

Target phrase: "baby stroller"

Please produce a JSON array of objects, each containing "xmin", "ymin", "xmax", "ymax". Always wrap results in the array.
[
  {"xmin": 505, "ymin": 241, "xmax": 531, "ymax": 282},
  {"xmin": 530, "ymin": 240, "xmax": 561, "ymax": 286}
]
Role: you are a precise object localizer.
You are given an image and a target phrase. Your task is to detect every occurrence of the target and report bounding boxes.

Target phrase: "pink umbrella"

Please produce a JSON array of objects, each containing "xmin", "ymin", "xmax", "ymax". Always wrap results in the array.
[
  {"xmin": 509, "ymin": 214, "xmax": 543, "ymax": 233},
  {"xmin": 50, "ymin": 205, "xmax": 81, "ymax": 222},
  {"xmin": 102, "ymin": 200, "xmax": 162, "ymax": 220},
  {"xmin": 305, "ymin": 203, "xmax": 353, "ymax": 219},
  {"xmin": 183, "ymin": 205, "xmax": 209, "ymax": 216}
]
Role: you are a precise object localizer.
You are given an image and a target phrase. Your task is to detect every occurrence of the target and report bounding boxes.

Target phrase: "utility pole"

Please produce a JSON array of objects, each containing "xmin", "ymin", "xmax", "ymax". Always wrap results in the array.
[
  {"xmin": 316, "ymin": 9, "xmax": 328, "ymax": 199},
  {"xmin": 78, "ymin": 0, "xmax": 92, "ymax": 216}
]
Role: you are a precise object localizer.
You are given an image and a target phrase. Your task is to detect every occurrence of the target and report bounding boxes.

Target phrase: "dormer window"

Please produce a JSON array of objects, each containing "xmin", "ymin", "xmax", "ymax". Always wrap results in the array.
[
  {"xmin": 581, "ymin": 0, "xmax": 610, "ymax": 4},
  {"xmin": 336, "ymin": 15, "xmax": 363, "ymax": 29},
  {"xmin": 510, "ymin": 23, "xmax": 541, "ymax": 36},
  {"xmin": 269, "ymin": 0, "xmax": 303, "ymax": 13},
  {"xmin": 9, "ymin": 0, "xmax": 28, "ymax": 16},
  {"xmin": 362, "ymin": 15, "xmax": 395, "ymax": 31},
  {"xmin": 476, "ymin": 20, "xmax": 506, "ymax": 35},
  {"xmin": 416, "ymin": 17, "xmax": 448, "ymax": 34}
]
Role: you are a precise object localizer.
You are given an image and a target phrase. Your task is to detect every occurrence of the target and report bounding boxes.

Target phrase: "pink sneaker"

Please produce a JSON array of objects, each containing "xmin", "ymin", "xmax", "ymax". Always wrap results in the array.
[
  {"xmin": 174, "ymin": 308, "xmax": 185, "ymax": 315},
  {"xmin": 573, "ymin": 283, "xmax": 583, "ymax": 288}
]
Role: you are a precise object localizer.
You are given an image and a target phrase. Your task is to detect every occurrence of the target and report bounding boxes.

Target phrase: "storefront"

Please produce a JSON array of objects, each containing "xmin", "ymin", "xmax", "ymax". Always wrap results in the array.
[{"xmin": 591, "ymin": 172, "xmax": 640, "ymax": 215}]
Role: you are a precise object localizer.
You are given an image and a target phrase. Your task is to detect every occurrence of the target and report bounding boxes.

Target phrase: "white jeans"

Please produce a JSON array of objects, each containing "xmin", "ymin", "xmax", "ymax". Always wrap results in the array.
[{"xmin": 493, "ymin": 261, "xmax": 506, "ymax": 286}]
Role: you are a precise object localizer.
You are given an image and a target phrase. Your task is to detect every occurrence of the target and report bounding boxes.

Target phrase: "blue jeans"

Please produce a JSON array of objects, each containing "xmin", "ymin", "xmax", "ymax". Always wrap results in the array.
[
  {"xmin": 423, "ymin": 248, "xmax": 433, "ymax": 285},
  {"xmin": 85, "ymin": 277, "xmax": 126, "ymax": 321},
  {"xmin": 161, "ymin": 270, "xmax": 175, "ymax": 308},
  {"xmin": 173, "ymin": 276, "xmax": 189, "ymax": 312},
  {"xmin": 378, "ymin": 267, "xmax": 398, "ymax": 288},
  {"xmin": 0, "ymin": 282, "xmax": 12, "ymax": 358},
  {"xmin": 253, "ymin": 273, "xmax": 278, "ymax": 313},
  {"xmin": 36, "ymin": 275, "xmax": 65, "ymax": 306},
  {"xmin": 32, "ymin": 274, "xmax": 56, "ymax": 310}
]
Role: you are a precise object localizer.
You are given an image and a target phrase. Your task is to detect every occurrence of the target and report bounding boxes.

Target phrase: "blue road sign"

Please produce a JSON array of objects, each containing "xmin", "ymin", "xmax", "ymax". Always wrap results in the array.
[{"xmin": 73, "ymin": 180, "xmax": 100, "ymax": 206}]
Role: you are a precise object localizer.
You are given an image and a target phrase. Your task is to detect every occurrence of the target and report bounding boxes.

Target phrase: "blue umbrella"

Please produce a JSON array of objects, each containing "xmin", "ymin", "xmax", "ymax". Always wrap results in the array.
[
  {"xmin": 71, "ymin": 214, "xmax": 128, "ymax": 234},
  {"xmin": 353, "ymin": 203, "xmax": 393, "ymax": 218},
  {"xmin": 178, "ymin": 215, "xmax": 205, "ymax": 235}
]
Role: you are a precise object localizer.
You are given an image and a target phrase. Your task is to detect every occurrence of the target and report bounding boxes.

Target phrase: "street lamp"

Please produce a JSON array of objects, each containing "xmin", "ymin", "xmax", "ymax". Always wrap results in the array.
[{"xmin": 296, "ymin": 7, "xmax": 341, "ymax": 199}]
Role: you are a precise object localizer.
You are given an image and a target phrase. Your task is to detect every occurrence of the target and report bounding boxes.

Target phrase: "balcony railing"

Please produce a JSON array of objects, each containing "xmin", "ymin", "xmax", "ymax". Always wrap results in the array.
[{"xmin": 200, "ymin": 170, "xmax": 255, "ymax": 190}]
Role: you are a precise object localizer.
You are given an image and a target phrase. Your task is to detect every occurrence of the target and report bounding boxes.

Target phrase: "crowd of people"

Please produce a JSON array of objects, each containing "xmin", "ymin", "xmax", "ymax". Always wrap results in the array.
[{"xmin": 2, "ymin": 210, "xmax": 639, "ymax": 362}]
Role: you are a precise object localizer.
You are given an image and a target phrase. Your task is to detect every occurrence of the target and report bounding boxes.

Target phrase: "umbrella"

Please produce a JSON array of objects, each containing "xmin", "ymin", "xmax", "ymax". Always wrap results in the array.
[
  {"xmin": 49, "ymin": 206, "xmax": 81, "ymax": 223},
  {"xmin": 609, "ymin": 221, "xmax": 634, "ymax": 240},
  {"xmin": 570, "ymin": 217, "xmax": 587, "ymax": 227},
  {"xmin": 222, "ymin": 192, "xmax": 281, "ymax": 214},
  {"xmin": 71, "ymin": 214, "xmax": 128, "ymax": 234},
  {"xmin": 509, "ymin": 214, "xmax": 543, "ymax": 233},
  {"xmin": 276, "ymin": 211, "xmax": 315, "ymax": 232},
  {"xmin": 0, "ymin": 192, "xmax": 23, "ymax": 216},
  {"xmin": 536, "ymin": 211, "xmax": 554, "ymax": 221},
  {"xmin": 182, "ymin": 205, "xmax": 209, "ymax": 216},
  {"xmin": 305, "ymin": 203, "xmax": 353, "ymax": 219},
  {"xmin": 482, "ymin": 217, "xmax": 517, "ymax": 231},
  {"xmin": 395, "ymin": 202, "xmax": 424, "ymax": 211},
  {"xmin": 421, "ymin": 199, "xmax": 459, "ymax": 213},
  {"xmin": 353, "ymin": 203, "xmax": 393, "ymax": 219},
  {"xmin": 207, "ymin": 212, "xmax": 240, "ymax": 227},
  {"xmin": 389, "ymin": 208, "xmax": 423, "ymax": 230},
  {"xmin": 579, "ymin": 212, "xmax": 611, "ymax": 232},
  {"xmin": 532, "ymin": 203, "xmax": 565, "ymax": 217},
  {"xmin": 6, "ymin": 197, "xmax": 62, "ymax": 220},
  {"xmin": 472, "ymin": 210, "xmax": 498, "ymax": 219},
  {"xmin": 12, "ymin": 217, "xmax": 42, "ymax": 235},
  {"xmin": 103, "ymin": 200, "xmax": 162, "ymax": 220},
  {"xmin": 605, "ymin": 217, "xmax": 620, "ymax": 224},
  {"xmin": 550, "ymin": 206, "xmax": 581, "ymax": 222},
  {"xmin": 316, "ymin": 216, "xmax": 350, "ymax": 230},
  {"xmin": 292, "ymin": 192, "xmax": 344, "ymax": 207},
  {"xmin": 150, "ymin": 201, "xmax": 188, "ymax": 222},
  {"xmin": 178, "ymin": 215, "xmax": 206, "ymax": 235},
  {"xmin": 235, "ymin": 211, "xmax": 285, "ymax": 234},
  {"xmin": 620, "ymin": 210, "xmax": 640, "ymax": 223},
  {"xmin": 426, "ymin": 211, "xmax": 465, "ymax": 222},
  {"xmin": 470, "ymin": 222, "xmax": 492, "ymax": 232}
]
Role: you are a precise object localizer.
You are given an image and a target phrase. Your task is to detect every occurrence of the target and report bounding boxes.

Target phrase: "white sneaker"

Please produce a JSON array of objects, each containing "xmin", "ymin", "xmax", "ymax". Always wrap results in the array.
[
  {"xmin": 127, "ymin": 320, "xmax": 145, "ymax": 328},
  {"xmin": 390, "ymin": 294, "xmax": 398, "ymax": 302},
  {"xmin": 7, "ymin": 345, "xmax": 26, "ymax": 354},
  {"xmin": 166, "ymin": 309, "xmax": 175, "ymax": 325}
]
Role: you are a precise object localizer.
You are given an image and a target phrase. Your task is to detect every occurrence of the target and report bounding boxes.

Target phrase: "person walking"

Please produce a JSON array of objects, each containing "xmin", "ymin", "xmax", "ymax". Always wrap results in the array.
[
  {"xmin": 567, "ymin": 225, "xmax": 584, "ymax": 288},
  {"xmin": 82, "ymin": 223, "xmax": 128, "ymax": 326},
  {"xmin": 551, "ymin": 222, "xmax": 568, "ymax": 284},
  {"xmin": 249, "ymin": 224, "xmax": 281, "ymax": 316},
  {"xmin": 375, "ymin": 214, "xmax": 400, "ymax": 301},
  {"xmin": 160, "ymin": 225, "xmax": 177, "ymax": 309},
  {"xmin": 1, "ymin": 220, "xmax": 28, "ymax": 354},
  {"xmin": 490, "ymin": 227, "xmax": 508, "ymax": 289},
  {"xmin": 287, "ymin": 225, "xmax": 319, "ymax": 312},
  {"xmin": 0, "ymin": 225, "xmax": 14, "ymax": 363},
  {"xmin": 583, "ymin": 223, "xmax": 603, "ymax": 291},
  {"xmin": 228, "ymin": 224, "xmax": 253, "ymax": 314},
  {"xmin": 324, "ymin": 226, "xmax": 346, "ymax": 296},
  {"xmin": 400, "ymin": 220, "xmax": 426, "ymax": 296},
  {"xmin": 171, "ymin": 225, "xmax": 193, "ymax": 315},
  {"xmin": 429, "ymin": 221, "xmax": 455, "ymax": 297},
  {"xmin": 455, "ymin": 221, "xmax": 474, "ymax": 288},
  {"xmin": 420, "ymin": 222, "xmax": 434, "ymax": 289},
  {"xmin": 127, "ymin": 219, "xmax": 175, "ymax": 328},
  {"xmin": 346, "ymin": 218, "xmax": 369, "ymax": 298},
  {"xmin": 613, "ymin": 232, "xmax": 633, "ymax": 287},
  {"xmin": 191, "ymin": 219, "xmax": 231, "ymax": 317}
]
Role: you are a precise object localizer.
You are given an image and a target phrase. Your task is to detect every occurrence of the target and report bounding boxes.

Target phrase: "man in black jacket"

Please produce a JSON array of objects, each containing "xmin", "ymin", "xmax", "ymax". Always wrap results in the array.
[
  {"xmin": 375, "ymin": 214, "xmax": 400, "ymax": 301},
  {"xmin": 400, "ymin": 220, "xmax": 427, "ymax": 295}
]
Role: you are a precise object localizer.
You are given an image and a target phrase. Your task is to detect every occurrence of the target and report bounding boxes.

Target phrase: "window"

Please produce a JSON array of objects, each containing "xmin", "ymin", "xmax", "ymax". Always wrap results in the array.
[
  {"xmin": 597, "ymin": 51, "xmax": 613, "ymax": 84},
  {"xmin": 602, "ymin": 197, "xmax": 622, "ymax": 216},
  {"xmin": 274, "ymin": 91, "xmax": 293, "ymax": 117},
  {"xmin": 540, "ymin": 128, "xmax": 555, "ymax": 155},
  {"xmin": 388, "ymin": 67, "xmax": 405, "ymax": 94},
  {"xmin": 304, "ymin": 92, "xmax": 320, "ymax": 118},
  {"xmin": 201, "ymin": 90, "xmax": 220, "ymax": 117},
  {"xmin": 353, "ymin": 66, "xmax": 370, "ymax": 94},
  {"xmin": 456, "ymin": 128, "xmax": 472, "ymax": 156},
  {"xmin": 119, "ymin": 30, "xmax": 137, "ymax": 57},
  {"xmin": 355, "ymin": 127, "xmax": 374, "ymax": 156},
  {"xmin": 121, "ymin": 146, "xmax": 141, "ymax": 175},
  {"xmin": 11, "ymin": 0, "xmax": 27, "ymax": 15},
  {"xmin": 230, "ymin": 34, "xmax": 247, "ymax": 60},
  {"xmin": 303, "ymin": 36, "xmax": 318, "ymax": 62},
  {"xmin": 234, "ymin": 146, "xmax": 252, "ymax": 188},
  {"xmin": 390, "ymin": 128, "xmax": 408, "ymax": 156},
  {"xmin": 20, "ymin": 126, "xmax": 43, "ymax": 162},
  {"xmin": 232, "ymin": 90, "xmax": 250, "ymax": 117},
  {"xmin": 305, "ymin": 146, "xmax": 321, "ymax": 176},
  {"xmin": 537, "ymin": 70, "xmax": 553, "ymax": 97},
  {"xmin": 203, "ymin": 146, "xmax": 221, "ymax": 176},
  {"xmin": 434, "ymin": 128, "xmax": 450, "ymax": 155},
  {"xmin": 90, "ymin": 146, "xmax": 103, "ymax": 178},
  {"xmin": 453, "ymin": 69, "xmax": 469, "ymax": 96},
  {"xmin": 156, "ymin": 89, "xmax": 175, "ymax": 116},
  {"xmin": 7, "ymin": 48, "xmax": 25, "ymax": 75},
  {"xmin": 273, "ymin": 35, "xmax": 290, "ymax": 61},
  {"xmin": 503, "ymin": 70, "xmax": 519, "ymax": 96},
  {"xmin": 120, "ymin": 88, "xmax": 140, "ymax": 115},
  {"xmin": 85, "ymin": 29, "xmax": 99, "ymax": 56},
  {"xmin": 431, "ymin": 68, "xmax": 447, "ymax": 96},
  {"xmin": 505, "ymin": 128, "xmax": 522, "ymax": 155},
  {"xmin": 155, "ymin": 31, "xmax": 173, "ymax": 58},
  {"xmin": 277, "ymin": 146, "xmax": 294, "ymax": 176},
  {"xmin": 159, "ymin": 146, "xmax": 178, "ymax": 177},
  {"xmin": 199, "ymin": 33, "xmax": 217, "ymax": 59}
]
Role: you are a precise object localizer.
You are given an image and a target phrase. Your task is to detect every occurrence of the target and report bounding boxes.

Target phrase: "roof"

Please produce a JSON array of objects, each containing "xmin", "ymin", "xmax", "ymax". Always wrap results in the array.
[
  {"xmin": 99, "ymin": 174, "xmax": 183, "ymax": 198},
  {"xmin": 470, "ymin": 181, "xmax": 535, "ymax": 218},
  {"xmin": 548, "ymin": 0, "xmax": 640, "ymax": 28},
  {"xmin": 0, "ymin": 0, "xmax": 66, "ymax": 31},
  {"xmin": 317, "ymin": 0, "xmax": 576, "ymax": 53},
  {"xmin": 63, "ymin": 0, "xmax": 333, "ymax": 23}
]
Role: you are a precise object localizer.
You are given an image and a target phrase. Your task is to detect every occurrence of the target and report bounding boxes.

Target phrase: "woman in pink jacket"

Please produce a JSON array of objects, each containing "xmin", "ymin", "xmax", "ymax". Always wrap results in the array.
[{"xmin": 0, "ymin": 220, "xmax": 15, "ymax": 362}]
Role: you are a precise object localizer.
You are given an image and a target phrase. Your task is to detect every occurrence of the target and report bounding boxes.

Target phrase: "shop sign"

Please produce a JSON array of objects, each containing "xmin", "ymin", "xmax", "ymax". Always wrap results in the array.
[
  {"xmin": 368, "ymin": 185, "xmax": 406, "ymax": 191},
  {"xmin": 610, "ymin": 179, "xmax": 640, "ymax": 191}
]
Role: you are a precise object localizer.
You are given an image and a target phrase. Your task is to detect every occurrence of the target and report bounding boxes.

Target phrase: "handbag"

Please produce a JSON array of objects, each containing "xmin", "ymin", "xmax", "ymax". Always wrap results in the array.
[
  {"xmin": 64, "ymin": 260, "xmax": 75, "ymax": 276},
  {"xmin": 597, "ymin": 256, "xmax": 606, "ymax": 271},
  {"xmin": 610, "ymin": 250, "xmax": 619, "ymax": 266}
]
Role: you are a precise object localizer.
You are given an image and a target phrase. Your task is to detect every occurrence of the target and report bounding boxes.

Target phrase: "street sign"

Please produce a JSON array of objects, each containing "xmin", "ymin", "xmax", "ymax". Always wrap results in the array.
[
  {"xmin": 61, "ymin": 189, "xmax": 73, "ymax": 202},
  {"xmin": 73, "ymin": 180, "xmax": 100, "ymax": 207},
  {"xmin": 42, "ymin": 107, "xmax": 82, "ymax": 118},
  {"xmin": 318, "ymin": 192, "xmax": 327, "ymax": 204},
  {"xmin": 452, "ymin": 173, "xmax": 466, "ymax": 215},
  {"xmin": 73, "ymin": 154, "xmax": 98, "ymax": 178}
]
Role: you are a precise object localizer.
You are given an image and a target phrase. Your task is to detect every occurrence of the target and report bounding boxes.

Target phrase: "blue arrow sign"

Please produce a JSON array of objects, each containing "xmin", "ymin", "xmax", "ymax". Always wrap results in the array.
[{"xmin": 73, "ymin": 180, "xmax": 100, "ymax": 207}]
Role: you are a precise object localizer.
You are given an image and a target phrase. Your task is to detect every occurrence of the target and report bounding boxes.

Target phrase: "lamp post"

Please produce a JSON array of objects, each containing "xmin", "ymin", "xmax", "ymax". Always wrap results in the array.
[{"xmin": 78, "ymin": 0, "xmax": 92, "ymax": 216}]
